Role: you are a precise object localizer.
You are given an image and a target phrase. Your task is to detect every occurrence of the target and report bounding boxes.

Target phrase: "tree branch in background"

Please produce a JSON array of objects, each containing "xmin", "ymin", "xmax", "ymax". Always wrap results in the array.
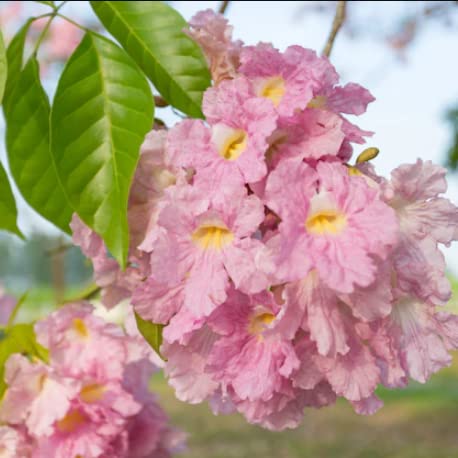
[
  {"xmin": 322, "ymin": 0, "xmax": 346, "ymax": 58},
  {"xmin": 45, "ymin": 243, "xmax": 73, "ymax": 256},
  {"xmin": 218, "ymin": 1, "xmax": 230, "ymax": 15}
]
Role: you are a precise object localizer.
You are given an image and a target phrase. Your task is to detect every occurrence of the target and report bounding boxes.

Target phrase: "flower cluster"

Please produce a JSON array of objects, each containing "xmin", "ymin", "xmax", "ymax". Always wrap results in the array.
[
  {"xmin": 72, "ymin": 10, "xmax": 458, "ymax": 430},
  {"xmin": 0, "ymin": 304, "xmax": 185, "ymax": 457}
]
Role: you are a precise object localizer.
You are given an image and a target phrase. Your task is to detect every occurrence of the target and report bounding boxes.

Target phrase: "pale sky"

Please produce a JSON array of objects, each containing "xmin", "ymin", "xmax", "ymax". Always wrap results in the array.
[{"xmin": 1, "ymin": 1, "xmax": 458, "ymax": 270}]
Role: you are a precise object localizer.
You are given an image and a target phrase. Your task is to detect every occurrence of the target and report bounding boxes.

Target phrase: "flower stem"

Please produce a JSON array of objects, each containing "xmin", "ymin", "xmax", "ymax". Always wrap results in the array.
[
  {"xmin": 322, "ymin": 0, "xmax": 347, "ymax": 58},
  {"xmin": 218, "ymin": 1, "xmax": 230, "ymax": 15}
]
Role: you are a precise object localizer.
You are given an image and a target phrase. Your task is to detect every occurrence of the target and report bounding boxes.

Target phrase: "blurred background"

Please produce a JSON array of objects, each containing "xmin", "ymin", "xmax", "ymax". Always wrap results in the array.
[{"xmin": 1, "ymin": 1, "xmax": 458, "ymax": 457}]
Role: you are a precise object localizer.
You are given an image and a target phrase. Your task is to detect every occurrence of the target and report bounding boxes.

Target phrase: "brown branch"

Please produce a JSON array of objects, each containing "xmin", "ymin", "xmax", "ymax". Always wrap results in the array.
[
  {"xmin": 218, "ymin": 0, "xmax": 230, "ymax": 15},
  {"xmin": 154, "ymin": 95, "xmax": 169, "ymax": 108},
  {"xmin": 322, "ymin": 1, "xmax": 347, "ymax": 58},
  {"xmin": 153, "ymin": 118, "xmax": 167, "ymax": 130}
]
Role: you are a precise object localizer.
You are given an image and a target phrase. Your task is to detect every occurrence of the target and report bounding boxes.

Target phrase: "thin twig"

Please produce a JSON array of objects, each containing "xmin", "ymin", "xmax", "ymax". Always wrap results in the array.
[
  {"xmin": 322, "ymin": 1, "xmax": 346, "ymax": 58},
  {"xmin": 218, "ymin": 0, "xmax": 230, "ymax": 15},
  {"xmin": 32, "ymin": 1, "xmax": 68, "ymax": 54},
  {"xmin": 57, "ymin": 13, "xmax": 107, "ymax": 41},
  {"xmin": 45, "ymin": 243, "xmax": 73, "ymax": 256},
  {"xmin": 33, "ymin": 14, "xmax": 55, "ymax": 54}
]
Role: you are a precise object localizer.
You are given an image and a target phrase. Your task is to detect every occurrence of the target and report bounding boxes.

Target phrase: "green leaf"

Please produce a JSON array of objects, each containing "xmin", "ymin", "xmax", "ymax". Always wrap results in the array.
[
  {"xmin": 135, "ymin": 312, "xmax": 165, "ymax": 359},
  {"xmin": 90, "ymin": 1, "xmax": 211, "ymax": 118},
  {"xmin": 0, "ymin": 323, "xmax": 49, "ymax": 398},
  {"xmin": 51, "ymin": 33, "xmax": 154, "ymax": 268},
  {"xmin": 0, "ymin": 29, "xmax": 6, "ymax": 105},
  {"xmin": 4, "ymin": 57, "xmax": 73, "ymax": 233},
  {"xmin": 0, "ymin": 162, "xmax": 23, "ymax": 238},
  {"xmin": 34, "ymin": 1, "xmax": 55, "ymax": 7},
  {"xmin": 3, "ymin": 19, "xmax": 33, "ymax": 113}
]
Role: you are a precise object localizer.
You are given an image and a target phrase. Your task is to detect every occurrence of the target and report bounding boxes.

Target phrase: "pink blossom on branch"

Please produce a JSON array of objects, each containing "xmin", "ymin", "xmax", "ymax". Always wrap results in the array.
[
  {"xmin": 0, "ymin": 304, "xmax": 185, "ymax": 458},
  {"xmin": 64, "ymin": 10, "xmax": 458, "ymax": 432},
  {"xmin": 185, "ymin": 9, "xmax": 243, "ymax": 85},
  {"xmin": 147, "ymin": 185, "xmax": 270, "ymax": 317},
  {"xmin": 264, "ymin": 159, "xmax": 399, "ymax": 292}
]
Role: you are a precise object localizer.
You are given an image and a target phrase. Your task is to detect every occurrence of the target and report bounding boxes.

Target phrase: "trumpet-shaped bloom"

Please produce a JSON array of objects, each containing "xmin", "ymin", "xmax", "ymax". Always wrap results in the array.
[
  {"xmin": 163, "ymin": 325, "xmax": 219, "ymax": 404},
  {"xmin": 393, "ymin": 236, "xmax": 451, "ymax": 306},
  {"xmin": 315, "ymin": 333, "xmax": 380, "ymax": 402},
  {"xmin": 185, "ymin": 9, "xmax": 243, "ymax": 84},
  {"xmin": 267, "ymin": 110, "xmax": 345, "ymax": 167},
  {"xmin": 0, "ymin": 426, "xmax": 30, "ymax": 458},
  {"xmin": 132, "ymin": 278, "xmax": 185, "ymax": 325},
  {"xmin": 149, "ymin": 186, "xmax": 269, "ymax": 316},
  {"xmin": 0, "ymin": 304, "xmax": 186, "ymax": 457},
  {"xmin": 388, "ymin": 160, "xmax": 458, "ymax": 246},
  {"xmin": 239, "ymin": 43, "xmax": 318, "ymax": 117},
  {"xmin": 130, "ymin": 129, "xmax": 187, "ymax": 252},
  {"xmin": 264, "ymin": 160, "xmax": 399, "ymax": 292},
  {"xmin": 207, "ymin": 287, "xmax": 299, "ymax": 402},
  {"xmin": 287, "ymin": 45, "xmax": 375, "ymax": 146},
  {"xmin": 34, "ymin": 302, "xmax": 130, "ymax": 380},
  {"xmin": 239, "ymin": 43, "xmax": 374, "ymax": 154},
  {"xmin": 388, "ymin": 297, "xmax": 458, "ymax": 383},
  {"xmin": 168, "ymin": 78, "xmax": 277, "ymax": 193},
  {"xmin": 0, "ymin": 355, "xmax": 80, "ymax": 437},
  {"xmin": 387, "ymin": 160, "xmax": 458, "ymax": 304}
]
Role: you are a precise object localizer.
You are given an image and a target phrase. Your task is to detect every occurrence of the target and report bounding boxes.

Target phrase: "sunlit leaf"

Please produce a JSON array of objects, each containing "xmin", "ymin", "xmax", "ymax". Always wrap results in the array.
[
  {"xmin": 135, "ymin": 312, "xmax": 165, "ymax": 360},
  {"xmin": 51, "ymin": 33, "xmax": 154, "ymax": 268},
  {"xmin": 91, "ymin": 1, "xmax": 210, "ymax": 118},
  {"xmin": 3, "ymin": 19, "xmax": 33, "ymax": 112},
  {"xmin": 0, "ymin": 162, "xmax": 23, "ymax": 238},
  {"xmin": 0, "ymin": 29, "xmax": 6, "ymax": 105},
  {"xmin": 0, "ymin": 323, "xmax": 49, "ymax": 397},
  {"xmin": 5, "ymin": 57, "xmax": 73, "ymax": 233}
]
